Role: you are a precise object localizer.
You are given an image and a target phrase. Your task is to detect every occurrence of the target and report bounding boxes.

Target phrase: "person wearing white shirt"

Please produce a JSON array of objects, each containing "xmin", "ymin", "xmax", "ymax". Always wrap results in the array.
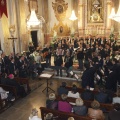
[
  {"xmin": 113, "ymin": 97, "xmax": 120, "ymax": 104},
  {"xmin": 29, "ymin": 108, "xmax": 42, "ymax": 120},
  {"xmin": 67, "ymin": 84, "xmax": 80, "ymax": 98}
]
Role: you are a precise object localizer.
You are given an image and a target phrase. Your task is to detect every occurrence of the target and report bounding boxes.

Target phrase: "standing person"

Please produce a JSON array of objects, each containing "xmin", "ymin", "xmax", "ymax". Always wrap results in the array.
[
  {"xmin": 64, "ymin": 51, "xmax": 73, "ymax": 77},
  {"xmin": 54, "ymin": 46, "xmax": 63, "ymax": 77},
  {"xmin": 28, "ymin": 42, "xmax": 35, "ymax": 53},
  {"xmin": 17, "ymin": 56, "xmax": 27, "ymax": 78},
  {"xmin": 42, "ymin": 44, "xmax": 52, "ymax": 67},
  {"xmin": 8, "ymin": 58, "xmax": 17, "ymax": 76},
  {"xmin": 81, "ymin": 62, "xmax": 90, "ymax": 88},
  {"xmin": 77, "ymin": 46, "xmax": 84, "ymax": 70}
]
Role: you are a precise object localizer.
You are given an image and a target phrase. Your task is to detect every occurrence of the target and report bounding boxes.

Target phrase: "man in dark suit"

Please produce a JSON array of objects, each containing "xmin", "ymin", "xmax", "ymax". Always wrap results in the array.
[
  {"xmin": 17, "ymin": 56, "xmax": 27, "ymax": 78},
  {"xmin": 6, "ymin": 74, "xmax": 27, "ymax": 97},
  {"xmin": 108, "ymin": 103, "xmax": 120, "ymax": 120},
  {"xmin": 81, "ymin": 86, "xmax": 94, "ymax": 100},
  {"xmin": 8, "ymin": 58, "xmax": 17, "ymax": 75},
  {"xmin": 57, "ymin": 82, "xmax": 68, "ymax": 96},
  {"xmin": 105, "ymin": 67, "xmax": 117, "ymax": 92},
  {"xmin": 81, "ymin": 62, "xmax": 90, "ymax": 88},
  {"xmin": 95, "ymin": 87, "xmax": 110, "ymax": 103},
  {"xmin": 99, "ymin": 45, "xmax": 106, "ymax": 59}
]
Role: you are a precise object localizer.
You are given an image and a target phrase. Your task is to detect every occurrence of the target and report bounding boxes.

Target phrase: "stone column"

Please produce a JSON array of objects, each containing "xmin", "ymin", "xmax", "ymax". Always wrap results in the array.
[
  {"xmin": 78, "ymin": 0, "xmax": 85, "ymax": 37},
  {"xmin": 106, "ymin": 0, "xmax": 112, "ymax": 37}
]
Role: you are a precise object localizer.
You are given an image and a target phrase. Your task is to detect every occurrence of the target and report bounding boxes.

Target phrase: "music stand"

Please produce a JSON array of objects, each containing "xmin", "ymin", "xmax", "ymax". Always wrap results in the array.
[{"xmin": 39, "ymin": 73, "xmax": 55, "ymax": 94}]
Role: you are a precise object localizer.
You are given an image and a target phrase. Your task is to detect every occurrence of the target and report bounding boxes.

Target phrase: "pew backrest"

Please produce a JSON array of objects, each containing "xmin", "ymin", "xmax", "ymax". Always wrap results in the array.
[
  {"xmin": 40, "ymin": 107, "xmax": 93, "ymax": 120},
  {"xmin": 56, "ymin": 96, "xmax": 114, "ymax": 112}
]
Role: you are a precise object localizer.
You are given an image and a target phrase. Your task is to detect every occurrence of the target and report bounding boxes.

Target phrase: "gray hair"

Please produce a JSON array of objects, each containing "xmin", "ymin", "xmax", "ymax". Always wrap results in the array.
[
  {"xmin": 49, "ymin": 93, "xmax": 56, "ymax": 100},
  {"xmin": 75, "ymin": 98, "xmax": 84, "ymax": 106},
  {"xmin": 45, "ymin": 113, "xmax": 53, "ymax": 120},
  {"xmin": 61, "ymin": 94, "xmax": 67, "ymax": 100},
  {"xmin": 68, "ymin": 117, "xmax": 75, "ymax": 120},
  {"xmin": 29, "ymin": 108, "xmax": 38, "ymax": 118}
]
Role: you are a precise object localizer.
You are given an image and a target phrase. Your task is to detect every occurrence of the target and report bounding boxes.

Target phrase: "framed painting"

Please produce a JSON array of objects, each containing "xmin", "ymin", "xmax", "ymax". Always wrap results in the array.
[{"xmin": 87, "ymin": 0, "xmax": 104, "ymax": 23}]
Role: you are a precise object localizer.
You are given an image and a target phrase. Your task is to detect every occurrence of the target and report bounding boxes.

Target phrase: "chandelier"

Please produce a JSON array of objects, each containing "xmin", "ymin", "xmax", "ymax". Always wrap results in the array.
[
  {"xmin": 27, "ymin": 9, "xmax": 40, "ymax": 26},
  {"xmin": 113, "ymin": 6, "xmax": 120, "ymax": 22},
  {"xmin": 69, "ymin": 10, "xmax": 77, "ymax": 21},
  {"xmin": 109, "ymin": 8, "xmax": 115, "ymax": 20}
]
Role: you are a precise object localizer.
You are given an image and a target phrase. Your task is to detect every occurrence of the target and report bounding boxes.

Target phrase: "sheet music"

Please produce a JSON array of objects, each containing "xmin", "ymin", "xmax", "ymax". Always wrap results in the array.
[
  {"xmin": 69, "ymin": 71, "xmax": 74, "ymax": 75},
  {"xmin": 90, "ymin": 87, "xmax": 94, "ymax": 91},
  {"xmin": 74, "ymin": 74, "xmax": 79, "ymax": 80},
  {"xmin": 69, "ymin": 102, "xmax": 76, "ymax": 105},
  {"xmin": 40, "ymin": 73, "xmax": 52, "ymax": 78}
]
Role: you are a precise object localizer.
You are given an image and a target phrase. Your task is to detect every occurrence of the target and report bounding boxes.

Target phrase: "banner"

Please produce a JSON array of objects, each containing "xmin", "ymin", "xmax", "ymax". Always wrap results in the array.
[{"xmin": 0, "ymin": 0, "xmax": 7, "ymax": 18}]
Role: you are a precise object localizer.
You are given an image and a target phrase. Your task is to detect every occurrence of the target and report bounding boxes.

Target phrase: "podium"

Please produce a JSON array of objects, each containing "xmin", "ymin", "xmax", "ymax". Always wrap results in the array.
[{"xmin": 39, "ymin": 73, "xmax": 54, "ymax": 94}]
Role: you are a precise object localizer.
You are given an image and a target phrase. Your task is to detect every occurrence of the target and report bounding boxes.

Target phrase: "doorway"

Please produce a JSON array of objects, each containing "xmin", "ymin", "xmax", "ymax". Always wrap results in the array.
[{"xmin": 31, "ymin": 31, "xmax": 38, "ymax": 49}]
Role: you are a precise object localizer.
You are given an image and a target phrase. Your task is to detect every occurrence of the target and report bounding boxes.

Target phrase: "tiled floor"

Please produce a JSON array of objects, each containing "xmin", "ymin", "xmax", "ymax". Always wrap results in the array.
[{"xmin": 0, "ymin": 78, "xmax": 80, "ymax": 120}]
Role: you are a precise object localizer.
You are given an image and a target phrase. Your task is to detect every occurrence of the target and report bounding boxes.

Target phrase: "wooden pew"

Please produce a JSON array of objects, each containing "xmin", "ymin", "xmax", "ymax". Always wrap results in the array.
[
  {"xmin": 40, "ymin": 107, "xmax": 93, "ymax": 120},
  {"xmin": 66, "ymin": 86, "xmax": 116, "ymax": 97},
  {"xmin": 56, "ymin": 96, "xmax": 114, "ymax": 112},
  {"xmin": 0, "ymin": 84, "xmax": 17, "ymax": 113},
  {"xmin": 0, "ymin": 84, "xmax": 18, "ymax": 99},
  {"xmin": 15, "ymin": 77, "xmax": 31, "ymax": 92},
  {"xmin": 0, "ymin": 96, "xmax": 8, "ymax": 113}
]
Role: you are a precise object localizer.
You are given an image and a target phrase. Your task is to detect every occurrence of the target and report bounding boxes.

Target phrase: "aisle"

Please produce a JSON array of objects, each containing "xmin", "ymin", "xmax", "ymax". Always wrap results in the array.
[{"xmin": 0, "ymin": 79, "xmax": 80, "ymax": 120}]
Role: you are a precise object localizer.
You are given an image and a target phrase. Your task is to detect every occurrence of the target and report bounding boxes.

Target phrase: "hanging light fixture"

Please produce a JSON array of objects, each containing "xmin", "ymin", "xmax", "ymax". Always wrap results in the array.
[
  {"xmin": 113, "ymin": 5, "xmax": 120, "ymax": 22},
  {"xmin": 109, "ymin": 8, "xmax": 115, "ymax": 20},
  {"xmin": 27, "ymin": 9, "xmax": 40, "ymax": 26},
  {"xmin": 69, "ymin": 10, "xmax": 77, "ymax": 21}
]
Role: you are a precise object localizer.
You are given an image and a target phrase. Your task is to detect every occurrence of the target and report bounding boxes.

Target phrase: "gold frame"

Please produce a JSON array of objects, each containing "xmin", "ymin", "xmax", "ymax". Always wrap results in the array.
[{"xmin": 87, "ymin": 0, "xmax": 104, "ymax": 23}]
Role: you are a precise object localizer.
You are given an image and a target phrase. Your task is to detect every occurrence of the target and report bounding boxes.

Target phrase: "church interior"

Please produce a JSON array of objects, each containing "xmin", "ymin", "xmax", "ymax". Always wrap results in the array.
[{"xmin": 0, "ymin": 0, "xmax": 120, "ymax": 120}]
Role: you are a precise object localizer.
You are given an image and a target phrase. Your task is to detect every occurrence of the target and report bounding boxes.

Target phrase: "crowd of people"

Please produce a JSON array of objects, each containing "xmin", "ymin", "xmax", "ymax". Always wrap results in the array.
[
  {"xmin": 45, "ymin": 82, "xmax": 120, "ymax": 120},
  {"xmin": 0, "ymin": 35, "xmax": 120, "ymax": 119},
  {"xmin": 39, "ymin": 35, "xmax": 120, "ymax": 92}
]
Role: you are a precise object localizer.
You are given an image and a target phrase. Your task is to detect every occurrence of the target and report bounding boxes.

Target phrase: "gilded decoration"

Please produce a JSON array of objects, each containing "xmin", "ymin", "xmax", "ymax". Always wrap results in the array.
[
  {"xmin": 28, "ymin": 0, "xmax": 38, "ymax": 13},
  {"xmin": 51, "ymin": 22, "xmax": 70, "ymax": 36},
  {"xmin": 52, "ymin": 0, "xmax": 68, "ymax": 21},
  {"xmin": 87, "ymin": 0, "xmax": 104, "ymax": 23}
]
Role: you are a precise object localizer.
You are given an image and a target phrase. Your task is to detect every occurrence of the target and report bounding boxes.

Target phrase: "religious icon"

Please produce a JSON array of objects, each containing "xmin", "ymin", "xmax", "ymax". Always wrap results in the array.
[
  {"xmin": 88, "ymin": 0, "xmax": 104, "ymax": 23},
  {"xmin": 59, "ymin": 26, "xmax": 63, "ymax": 33}
]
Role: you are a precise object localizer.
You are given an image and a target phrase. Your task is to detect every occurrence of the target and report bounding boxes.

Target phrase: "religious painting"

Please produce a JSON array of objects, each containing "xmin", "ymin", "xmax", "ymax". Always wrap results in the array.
[
  {"xmin": 87, "ymin": 0, "xmax": 104, "ymax": 23},
  {"xmin": 51, "ymin": 22, "xmax": 70, "ymax": 36}
]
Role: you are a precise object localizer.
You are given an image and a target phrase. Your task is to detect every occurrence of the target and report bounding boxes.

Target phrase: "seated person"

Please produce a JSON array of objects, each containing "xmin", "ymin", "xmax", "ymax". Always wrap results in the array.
[
  {"xmin": 68, "ymin": 117, "xmax": 74, "ymax": 120},
  {"xmin": 6, "ymin": 74, "xmax": 27, "ymax": 97},
  {"xmin": 108, "ymin": 103, "xmax": 120, "ymax": 120},
  {"xmin": 57, "ymin": 82, "xmax": 68, "ymax": 96},
  {"xmin": 81, "ymin": 86, "xmax": 94, "ymax": 100},
  {"xmin": 95, "ymin": 86, "xmax": 111, "ymax": 103},
  {"xmin": 29, "ymin": 108, "xmax": 42, "ymax": 120},
  {"xmin": 58, "ymin": 94, "xmax": 72, "ymax": 112},
  {"xmin": 0, "ymin": 73, "xmax": 8, "ymax": 84},
  {"xmin": 73, "ymin": 98, "xmax": 87, "ymax": 116},
  {"xmin": 45, "ymin": 113, "xmax": 53, "ymax": 120},
  {"xmin": 46, "ymin": 93, "xmax": 58, "ymax": 110},
  {"xmin": 113, "ymin": 96, "xmax": 120, "ymax": 104},
  {"xmin": 88, "ymin": 100, "xmax": 105, "ymax": 120},
  {"xmin": 67, "ymin": 84, "xmax": 80, "ymax": 98}
]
